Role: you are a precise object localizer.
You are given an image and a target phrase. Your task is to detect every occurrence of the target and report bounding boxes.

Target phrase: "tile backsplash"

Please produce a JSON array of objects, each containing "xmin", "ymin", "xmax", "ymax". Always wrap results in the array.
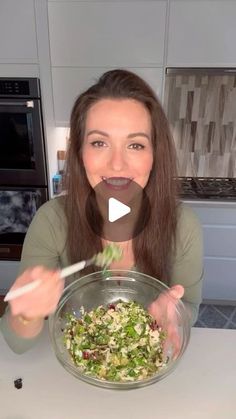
[{"xmin": 164, "ymin": 68, "xmax": 236, "ymax": 178}]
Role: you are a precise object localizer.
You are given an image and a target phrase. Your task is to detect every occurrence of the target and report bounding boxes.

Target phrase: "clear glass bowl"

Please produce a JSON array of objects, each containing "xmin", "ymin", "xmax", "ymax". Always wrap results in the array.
[{"xmin": 49, "ymin": 270, "xmax": 191, "ymax": 389}]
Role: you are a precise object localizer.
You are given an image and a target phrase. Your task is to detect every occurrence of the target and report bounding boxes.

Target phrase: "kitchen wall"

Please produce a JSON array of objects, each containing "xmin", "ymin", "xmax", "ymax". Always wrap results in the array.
[
  {"xmin": 2, "ymin": 0, "xmax": 236, "ymax": 193},
  {"xmin": 0, "ymin": 0, "xmax": 236, "ymax": 301},
  {"xmin": 47, "ymin": 0, "xmax": 236, "ymax": 185}
]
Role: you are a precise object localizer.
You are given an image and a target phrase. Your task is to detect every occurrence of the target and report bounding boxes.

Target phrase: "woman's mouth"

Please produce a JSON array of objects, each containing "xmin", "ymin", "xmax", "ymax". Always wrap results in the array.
[{"xmin": 102, "ymin": 177, "xmax": 133, "ymax": 190}]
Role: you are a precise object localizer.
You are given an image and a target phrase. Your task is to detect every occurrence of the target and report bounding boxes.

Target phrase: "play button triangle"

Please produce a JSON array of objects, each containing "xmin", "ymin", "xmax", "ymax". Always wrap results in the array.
[{"xmin": 108, "ymin": 197, "xmax": 131, "ymax": 223}]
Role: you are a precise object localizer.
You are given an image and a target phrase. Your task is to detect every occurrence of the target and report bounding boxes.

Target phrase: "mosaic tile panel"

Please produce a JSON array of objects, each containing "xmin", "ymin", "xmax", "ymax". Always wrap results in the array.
[{"xmin": 164, "ymin": 69, "xmax": 236, "ymax": 178}]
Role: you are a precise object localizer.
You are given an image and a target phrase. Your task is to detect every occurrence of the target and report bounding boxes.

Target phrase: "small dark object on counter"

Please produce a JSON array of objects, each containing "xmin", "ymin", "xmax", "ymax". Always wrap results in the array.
[{"xmin": 14, "ymin": 378, "xmax": 23, "ymax": 389}]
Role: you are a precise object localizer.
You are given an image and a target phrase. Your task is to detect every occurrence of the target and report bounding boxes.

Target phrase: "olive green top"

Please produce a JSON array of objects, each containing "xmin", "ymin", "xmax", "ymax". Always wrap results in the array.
[{"xmin": 0, "ymin": 197, "xmax": 203, "ymax": 354}]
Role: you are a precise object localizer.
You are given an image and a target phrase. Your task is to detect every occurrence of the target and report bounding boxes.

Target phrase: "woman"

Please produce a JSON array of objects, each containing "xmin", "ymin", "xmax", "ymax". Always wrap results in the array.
[{"xmin": 0, "ymin": 69, "xmax": 203, "ymax": 353}]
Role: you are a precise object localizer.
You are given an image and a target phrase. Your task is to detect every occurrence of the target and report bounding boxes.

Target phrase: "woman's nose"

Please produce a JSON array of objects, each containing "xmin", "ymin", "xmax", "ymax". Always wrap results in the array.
[{"xmin": 108, "ymin": 148, "xmax": 127, "ymax": 171}]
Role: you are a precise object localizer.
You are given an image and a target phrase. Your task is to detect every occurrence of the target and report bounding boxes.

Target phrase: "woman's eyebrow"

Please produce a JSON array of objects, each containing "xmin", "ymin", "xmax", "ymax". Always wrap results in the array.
[
  {"xmin": 86, "ymin": 130, "xmax": 150, "ymax": 140},
  {"xmin": 87, "ymin": 130, "xmax": 109, "ymax": 137},
  {"xmin": 128, "ymin": 132, "xmax": 150, "ymax": 140}
]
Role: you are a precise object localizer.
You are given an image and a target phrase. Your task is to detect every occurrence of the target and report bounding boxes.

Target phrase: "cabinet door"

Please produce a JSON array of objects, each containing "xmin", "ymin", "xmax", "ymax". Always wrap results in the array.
[
  {"xmin": 188, "ymin": 203, "xmax": 236, "ymax": 302},
  {"xmin": 167, "ymin": 0, "xmax": 236, "ymax": 66},
  {"xmin": 203, "ymin": 258, "xmax": 236, "ymax": 302},
  {"xmin": 202, "ymin": 225, "xmax": 236, "ymax": 300},
  {"xmin": 52, "ymin": 67, "xmax": 163, "ymax": 125},
  {"xmin": 0, "ymin": 0, "xmax": 38, "ymax": 63},
  {"xmin": 48, "ymin": 1, "xmax": 166, "ymax": 67},
  {"xmin": 0, "ymin": 64, "xmax": 39, "ymax": 78}
]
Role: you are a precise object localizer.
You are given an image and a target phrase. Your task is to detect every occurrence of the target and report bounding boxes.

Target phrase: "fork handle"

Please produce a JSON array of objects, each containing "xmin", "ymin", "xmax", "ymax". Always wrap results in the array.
[
  {"xmin": 60, "ymin": 260, "xmax": 87, "ymax": 279},
  {"xmin": 4, "ymin": 258, "xmax": 92, "ymax": 302}
]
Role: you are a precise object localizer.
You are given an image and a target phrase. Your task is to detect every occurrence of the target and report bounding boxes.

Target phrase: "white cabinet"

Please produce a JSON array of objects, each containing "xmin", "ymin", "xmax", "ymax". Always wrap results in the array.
[
  {"xmin": 0, "ymin": 0, "xmax": 38, "ymax": 63},
  {"xmin": 202, "ymin": 258, "xmax": 236, "ymax": 302},
  {"xmin": 48, "ymin": 1, "xmax": 166, "ymax": 67},
  {"xmin": 0, "ymin": 64, "xmax": 39, "ymax": 78},
  {"xmin": 47, "ymin": 0, "xmax": 166, "ymax": 124},
  {"xmin": 167, "ymin": 0, "xmax": 236, "ymax": 67},
  {"xmin": 52, "ymin": 66, "xmax": 163, "ymax": 125},
  {"xmin": 0, "ymin": 261, "xmax": 19, "ymax": 295},
  {"xmin": 187, "ymin": 203, "xmax": 236, "ymax": 302}
]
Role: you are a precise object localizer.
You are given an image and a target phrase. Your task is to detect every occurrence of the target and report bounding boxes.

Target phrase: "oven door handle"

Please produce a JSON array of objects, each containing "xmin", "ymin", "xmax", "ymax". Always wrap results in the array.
[{"xmin": 0, "ymin": 100, "xmax": 34, "ymax": 108}]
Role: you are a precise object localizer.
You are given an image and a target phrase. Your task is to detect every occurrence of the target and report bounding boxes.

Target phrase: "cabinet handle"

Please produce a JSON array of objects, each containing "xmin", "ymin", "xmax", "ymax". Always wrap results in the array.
[
  {"xmin": 0, "ymin": 101, "xmax": 34, "ymax": 107},
  {"xmin": 0, "ymin": 248, "xmax": 10, "ymax": 253}
]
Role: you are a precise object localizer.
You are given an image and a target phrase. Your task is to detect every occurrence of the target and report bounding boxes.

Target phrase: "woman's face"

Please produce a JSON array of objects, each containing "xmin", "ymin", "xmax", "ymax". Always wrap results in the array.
[{"xmin": 82, "ymin": 99, "xmax": 153, "ymax": 189}]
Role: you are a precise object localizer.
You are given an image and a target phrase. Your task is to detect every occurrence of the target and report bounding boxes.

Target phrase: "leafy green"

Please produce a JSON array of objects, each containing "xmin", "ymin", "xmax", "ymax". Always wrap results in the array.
[{"xmin": 93, "ymin": 243, "xmax": 123, "ymax": 271}]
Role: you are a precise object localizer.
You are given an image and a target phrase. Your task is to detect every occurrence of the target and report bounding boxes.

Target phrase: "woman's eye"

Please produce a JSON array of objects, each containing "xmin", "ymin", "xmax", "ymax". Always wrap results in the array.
[
  {"xmin": 128, "ymin": 143, "xmax": 145, "ymax": 150},
  {"xmin": 90, "ymin": 140, "xmax": 106, "ymax": 148}
]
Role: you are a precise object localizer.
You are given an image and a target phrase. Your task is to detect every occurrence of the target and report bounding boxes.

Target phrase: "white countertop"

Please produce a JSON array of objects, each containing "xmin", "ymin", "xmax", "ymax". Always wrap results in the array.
[{"xmin": 1, "ymin": 326, "xmax": 236, "ymax": 419}]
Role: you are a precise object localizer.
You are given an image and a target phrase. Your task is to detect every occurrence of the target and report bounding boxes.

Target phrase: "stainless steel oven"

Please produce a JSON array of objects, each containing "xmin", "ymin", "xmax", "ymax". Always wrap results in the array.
[
  {"xmin": 0, "ymin": 78, "xmax": 47, "ymax": 186},
  {"xmin": 0, "ymin": 78, "xmax": 48, "ymax": 260}
]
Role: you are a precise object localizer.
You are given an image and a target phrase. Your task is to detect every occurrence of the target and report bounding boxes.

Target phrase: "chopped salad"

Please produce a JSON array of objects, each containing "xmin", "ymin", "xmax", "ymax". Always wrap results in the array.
[{"xmin": 63, "ymin": 301, "xmax": 167, "ymax": 382}]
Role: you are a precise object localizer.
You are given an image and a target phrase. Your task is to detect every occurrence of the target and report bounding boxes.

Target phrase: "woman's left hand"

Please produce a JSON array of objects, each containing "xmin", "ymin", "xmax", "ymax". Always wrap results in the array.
[{"xmin": 148, "ymin": 285, "xmax": 185, "ymax": 358}]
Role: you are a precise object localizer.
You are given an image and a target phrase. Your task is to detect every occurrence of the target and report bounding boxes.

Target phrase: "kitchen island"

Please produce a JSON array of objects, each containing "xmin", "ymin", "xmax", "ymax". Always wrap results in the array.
[{"xmin": 0, "ymin": 326, "xmax": 235, "ymax": 419}]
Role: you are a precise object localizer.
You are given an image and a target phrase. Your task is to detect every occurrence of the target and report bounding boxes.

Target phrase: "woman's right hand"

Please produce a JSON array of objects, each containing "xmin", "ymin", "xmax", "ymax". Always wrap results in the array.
[
  {"xmin": 148, "ymin": 285, "xmax": 185, "ymax": 358},
  {"xmin": 8, "ymin": 266, "xmax": 64, "ymax": 321}
]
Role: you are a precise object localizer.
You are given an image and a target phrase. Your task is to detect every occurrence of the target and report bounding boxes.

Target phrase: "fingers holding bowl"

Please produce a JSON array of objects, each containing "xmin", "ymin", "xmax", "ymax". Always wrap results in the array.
[{"xmin": 148, "ymin": 284, "xmax": 185, "ymax": 359}]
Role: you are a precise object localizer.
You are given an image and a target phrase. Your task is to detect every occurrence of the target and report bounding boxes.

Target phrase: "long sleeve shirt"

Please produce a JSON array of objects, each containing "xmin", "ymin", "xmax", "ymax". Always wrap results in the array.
[{"xmin": 1, "ymin": 197, "xmax": 203, "ymax": 353}]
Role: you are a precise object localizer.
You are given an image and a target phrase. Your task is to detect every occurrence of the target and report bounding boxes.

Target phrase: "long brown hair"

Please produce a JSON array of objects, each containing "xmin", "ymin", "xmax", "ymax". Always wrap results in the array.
[{"xmin": 64, "ymin": 69, "xmax": 179, "ymax": 284}]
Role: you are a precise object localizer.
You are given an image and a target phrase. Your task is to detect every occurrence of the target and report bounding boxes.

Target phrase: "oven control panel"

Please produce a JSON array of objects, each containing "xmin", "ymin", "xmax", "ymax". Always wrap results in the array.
[{"xmin": 0, "ymin": 80, "xmax": 29, "ymax": 96}]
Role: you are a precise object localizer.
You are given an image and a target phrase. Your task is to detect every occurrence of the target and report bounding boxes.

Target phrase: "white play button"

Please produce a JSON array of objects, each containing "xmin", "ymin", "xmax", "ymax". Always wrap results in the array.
[
  {"xmin": 86, "ymin": 179, "xmax": 150, "ymax": 241},
  {"xmin": 108, "ymin": 197, "xmax": 131, "ymax": 223}
]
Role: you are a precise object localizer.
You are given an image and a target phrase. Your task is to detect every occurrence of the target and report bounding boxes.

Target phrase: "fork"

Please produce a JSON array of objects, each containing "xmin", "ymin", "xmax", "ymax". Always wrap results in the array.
[
  {"xmin": 4, "ymin": 243, "xmax": 122, "ymax": 302},
  {"xmin": 4, "ymin": 258, "xmax": 95, "ymax": 302}
]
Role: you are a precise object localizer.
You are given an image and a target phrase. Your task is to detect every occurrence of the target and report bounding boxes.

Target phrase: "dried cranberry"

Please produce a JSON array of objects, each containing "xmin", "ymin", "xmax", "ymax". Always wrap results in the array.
[
  {"xmin": 108, "ymin": 304, "xmax": 116, "ymax": 310},
  {"xmin": 150, "ymin": 320, "xmax": 158, "ymax": 330},
  {"xmin": 14, "ymin": 378, "xmax": 23, "ymax": 389},
  {"xmin": 82, "ymin": 351, "xmax": 90, "ymax": 360}
]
